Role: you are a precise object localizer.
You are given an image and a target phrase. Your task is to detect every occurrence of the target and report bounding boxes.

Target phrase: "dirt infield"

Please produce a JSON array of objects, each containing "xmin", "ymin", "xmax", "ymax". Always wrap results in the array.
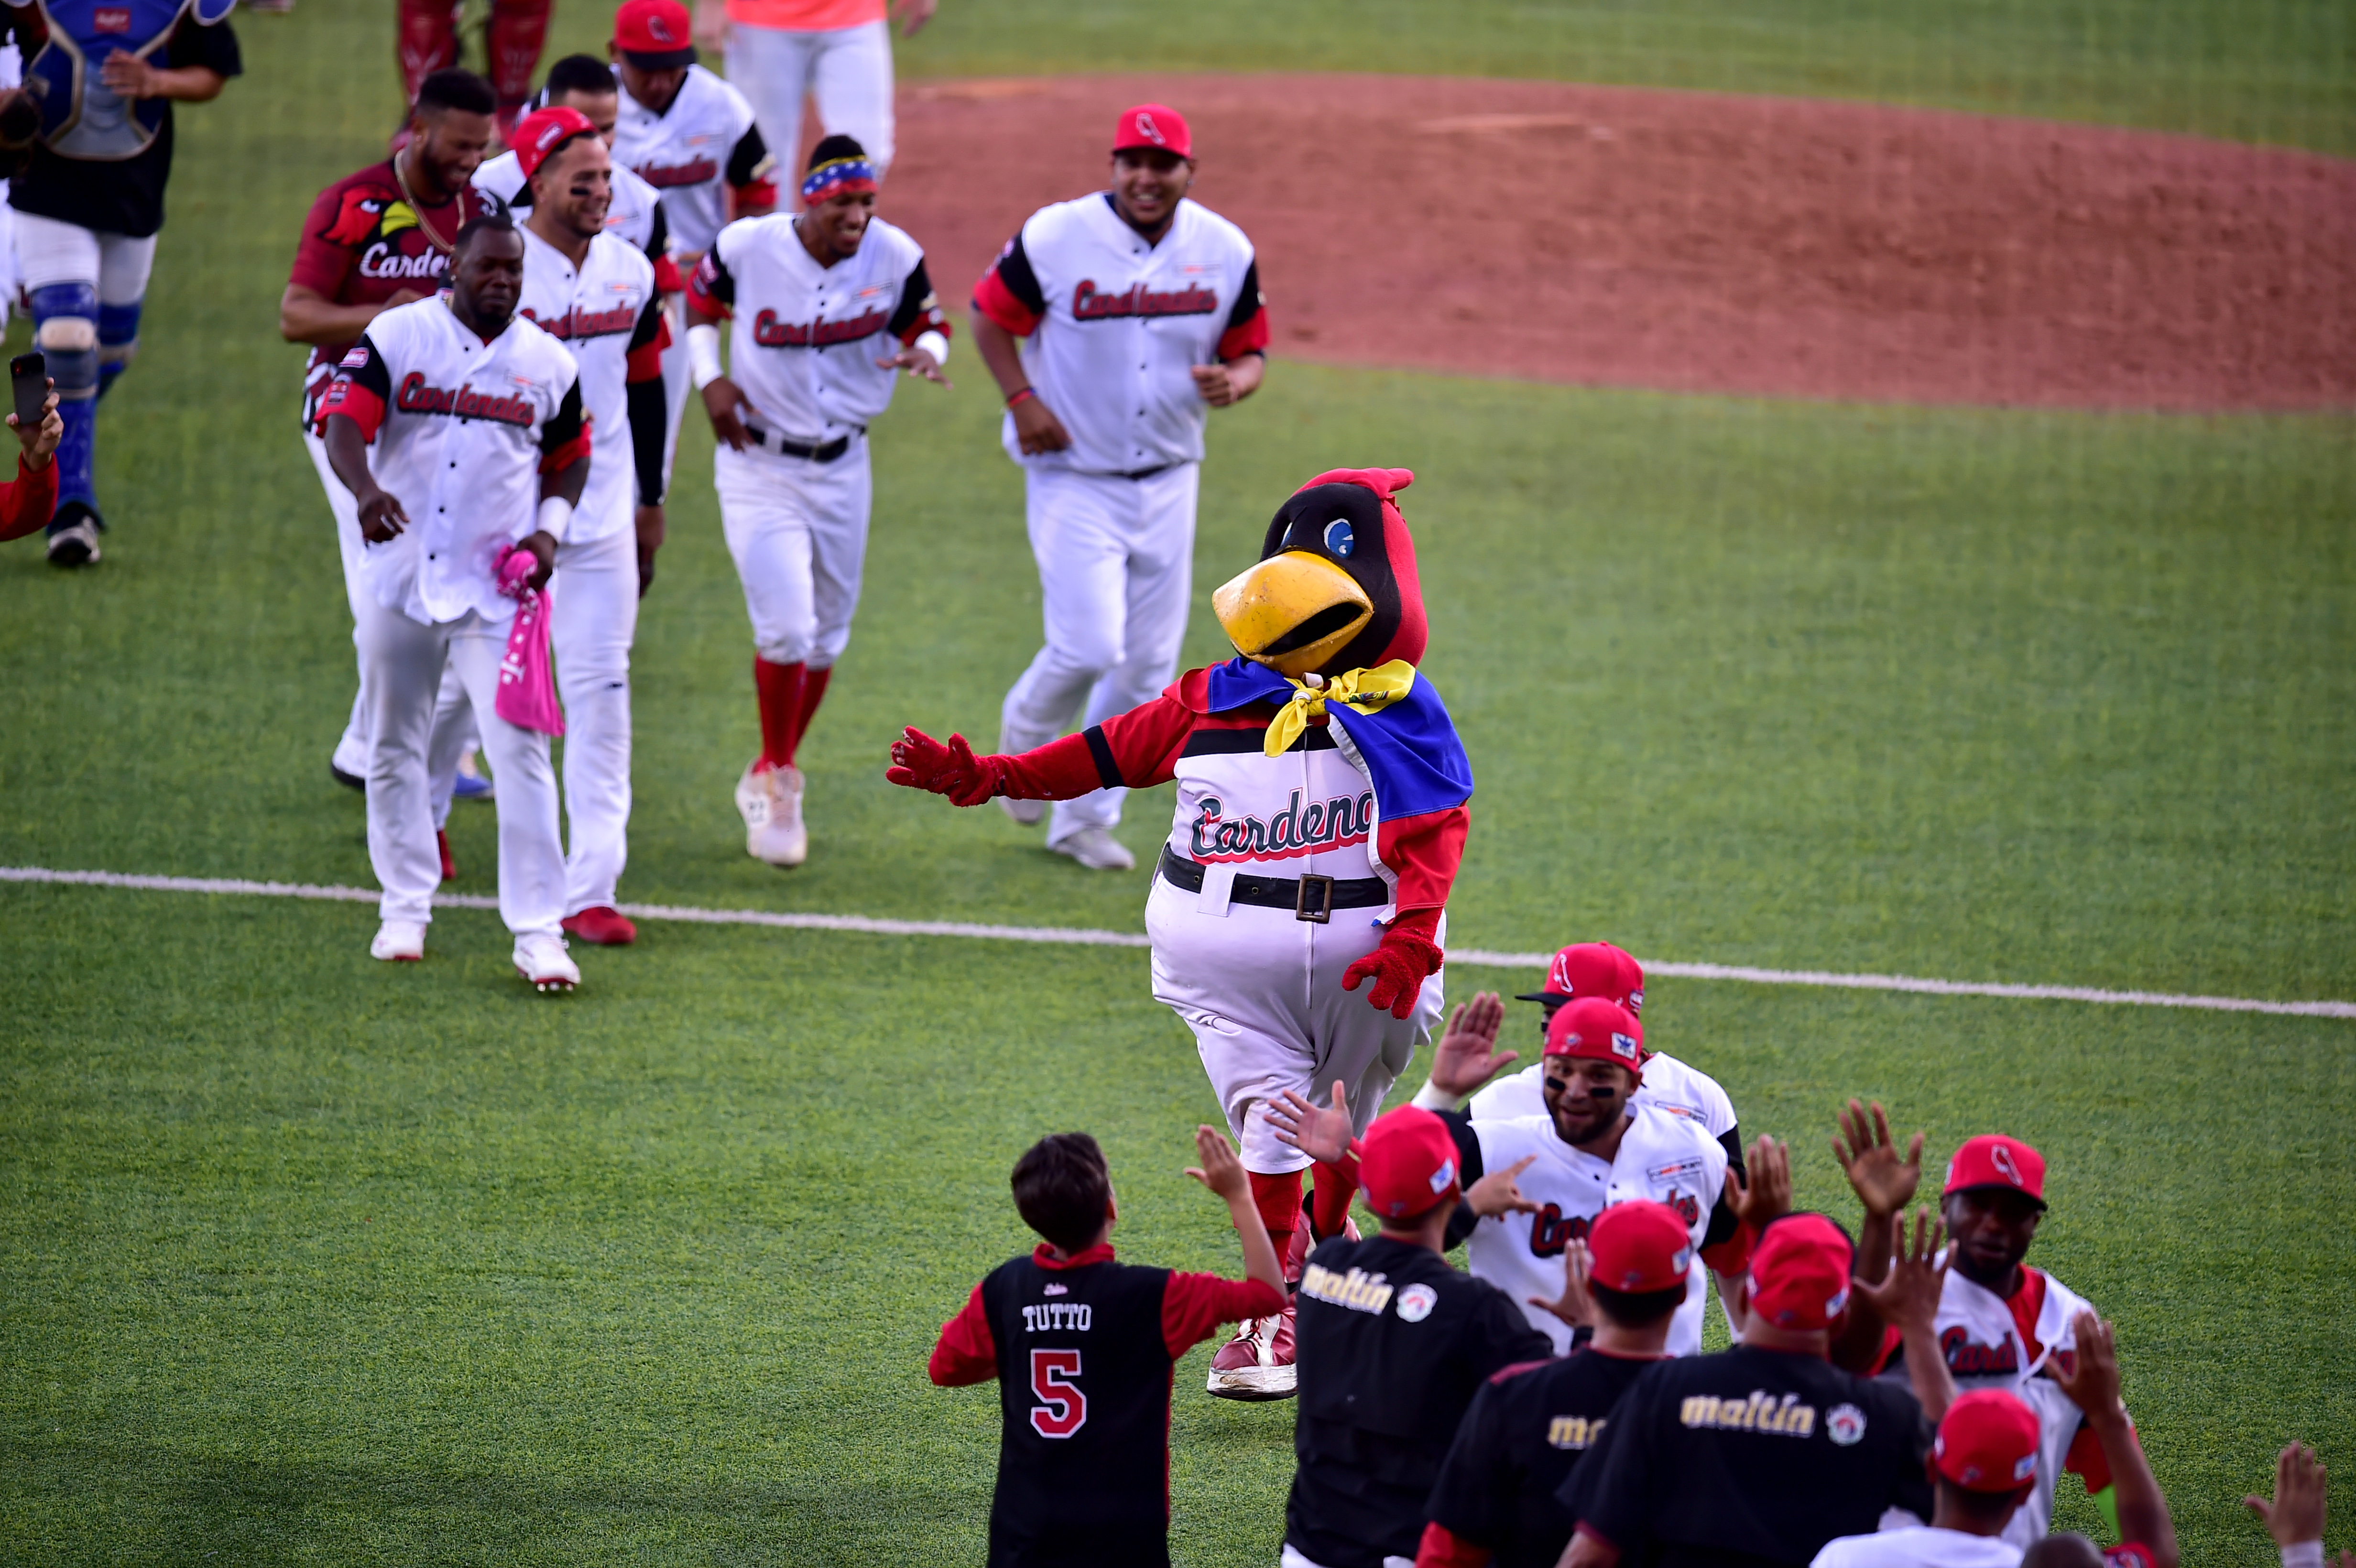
[{"xmin": 882, "ymin": 74, "xmax": 2355, "ymax": 411}]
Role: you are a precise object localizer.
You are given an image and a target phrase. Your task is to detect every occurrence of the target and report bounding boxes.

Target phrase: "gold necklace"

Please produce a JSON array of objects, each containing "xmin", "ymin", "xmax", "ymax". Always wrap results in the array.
[{"xmin": 393, "ymin": 146, "xmax": 458, "ymax": 256}]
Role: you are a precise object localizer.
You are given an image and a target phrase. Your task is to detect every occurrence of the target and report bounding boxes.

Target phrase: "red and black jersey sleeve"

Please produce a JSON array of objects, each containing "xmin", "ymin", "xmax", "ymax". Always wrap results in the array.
[
  {"xmin": 927, "ymin": 1281, "xmax": 998, "ymax": 1386},
  {"xmin": 313, "ymin": 333, "xmax": 393, "ymax": 438},
  {"xmin": 626, "ymin": 294, "xmax": 671, "ymax": 505},
  {"xmin": 1375, "ymin": 804, "xmax": 1469, "ymax": 915},
  {"xmin": 726, "ymin": 125, "xmax": 777, "ymax": 216},
  {"xmin": 888, "ymin": 258, "xmax": 951, "ymax": 346},
  {"xmin": 687, "ymin": 244, "xmax": 735, "ymax": 320},
  {"xmin": 972, "ymin": 231, "xmax": 1047, "ymax": 336},
  {"xmin": 1218, "ymin": 257, "xmax": 1270, "ymax": 361},
  {"xmin": 1160, "ymin": 1273, "xmax": 1286, "ymax": 1360},
  {"xmin": 538, "ymin": 377, "xmax": 591, "ymax": 473},
  {"xmin": 989, "ymin": 682, "xmax": 1204, "ymax": 801}
]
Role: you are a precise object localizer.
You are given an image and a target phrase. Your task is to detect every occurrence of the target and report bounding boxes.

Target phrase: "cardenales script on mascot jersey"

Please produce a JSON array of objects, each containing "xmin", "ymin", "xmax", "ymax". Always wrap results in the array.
[
  {"xmin": 1071, "ymin": 279, "xmax": 1217, "ymax": 320},
  {"xmin": 753, "ymin": 306, "xmax": 887, "ymax": 347},
  {"xmin": 395, "ymin": 372, "xmax": 537, "ymax": 426},
  {"xmin": 1189, "ymin": 787, "xmax": 1375, "ymax": 862}
]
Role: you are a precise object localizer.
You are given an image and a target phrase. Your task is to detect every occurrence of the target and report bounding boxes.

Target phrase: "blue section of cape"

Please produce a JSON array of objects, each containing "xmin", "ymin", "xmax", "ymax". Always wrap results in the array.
[{"xmin": 1202, "ymin": 657, "xmax": 1474, "ymax": 819}]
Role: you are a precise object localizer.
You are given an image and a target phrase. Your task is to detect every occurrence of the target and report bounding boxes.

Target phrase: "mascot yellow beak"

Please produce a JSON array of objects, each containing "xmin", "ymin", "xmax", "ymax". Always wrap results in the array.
[{"xmin": 1212, "ymin": 551, "xmax": 1374, "ymax": 678}]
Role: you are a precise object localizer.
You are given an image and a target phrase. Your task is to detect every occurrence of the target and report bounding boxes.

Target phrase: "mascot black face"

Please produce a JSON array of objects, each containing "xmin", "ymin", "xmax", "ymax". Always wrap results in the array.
[{"xmin": 1260, "ymin": 482, "xmax": 1402, "ymax": 677}]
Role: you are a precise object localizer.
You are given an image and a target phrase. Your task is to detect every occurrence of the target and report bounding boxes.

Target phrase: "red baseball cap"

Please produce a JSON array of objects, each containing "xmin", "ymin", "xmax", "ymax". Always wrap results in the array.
[
  {"xmin": 614, "ymin": 0, "xmax": 696, "ymax": 67},
  {"xmin": 1113, "ymin": 103, "xmax": 1191, "ymax": 160},
  {"xmin": 1588, "ymin": 1200, "xmax": 1694, "ymax": 1294},
  {"xmin": 1934, "ymin": 1390, "xmax": 2043, "ymax": 1492},
  {"xmin": 1352, "ymin": 1105, "xmax": 1460, "ymax": 1221},
  {"xmin": 1517, "ymin": 941, "xmax": 1645, "ymax": 1014},
  {"xmin": 1943, "ymin": 1134, "xmax": 2047, "ymax": 1209},
  {"xmin": 1543, "ymin": 996, "xmax": 1645, "ymax": 1078},
  {"xmin": 512, "ymin": 106, "xmax": 600, "ymax": 182},
  {"xmin": 1746, "ymin": 1213, "xmax": 1854, "ymax": 1330}
]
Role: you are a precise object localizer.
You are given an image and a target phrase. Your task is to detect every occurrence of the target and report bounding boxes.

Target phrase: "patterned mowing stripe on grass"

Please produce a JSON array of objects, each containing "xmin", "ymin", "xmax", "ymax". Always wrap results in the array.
[{"xmin": 5, "ymin": 864, "xmax": 2350, "ymax": 1019}]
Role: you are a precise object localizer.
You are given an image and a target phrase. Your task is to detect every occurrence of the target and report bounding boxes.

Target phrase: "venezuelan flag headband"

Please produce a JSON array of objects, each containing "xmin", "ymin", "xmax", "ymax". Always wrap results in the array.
[{"xmin": 802, "ymin": 156, "xmax": 877, "ymax": 204}]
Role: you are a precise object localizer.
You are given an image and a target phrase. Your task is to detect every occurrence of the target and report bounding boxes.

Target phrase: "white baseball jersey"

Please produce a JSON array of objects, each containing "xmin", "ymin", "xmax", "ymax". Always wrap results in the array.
[
  {"xmin": 976, "ymin": 193, "xmax": 1265, "ymax": 475},
  {"xmin": 1811, "ymin": 1526, "xmax": 2023, "ymax": 1567},
  {"xmin": 474, "ymin": 150, "xmax": 669, "ymax": 259},
  {"xmin": 315, "ymin": 295, "xmax": 585, "ymax": 625},
  {"xmin": 691, "ymin": 212, "xmax": 945, "ymax": 440},
  {"xmin": 514, "ymin": 226, "xmax": 661, "ymax": 544},
  {"xmin": 611, "ymin": 64, "xmax": 768, "ymax": 255},
  {"xmin": 1471, "ymin": 1050, "xmax": 1738, "ymax": 1139},
  {"xmin": 1464, "ymin": 1105, "xmax": 1729, "ymax": 1357},
  {"xmin": 1893, "ymin": 1263, "xmax": 2099, "ymax": 1551}
]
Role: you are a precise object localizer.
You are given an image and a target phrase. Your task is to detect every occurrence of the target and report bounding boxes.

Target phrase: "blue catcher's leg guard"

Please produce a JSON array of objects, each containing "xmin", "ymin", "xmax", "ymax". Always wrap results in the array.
[
  {"xmin": 97, "ymin": 299, "xmax": 142, "ymax": 402},
  {"xmin": 30, "ymin": 282, "xmax": 99, "ymax": 520}
]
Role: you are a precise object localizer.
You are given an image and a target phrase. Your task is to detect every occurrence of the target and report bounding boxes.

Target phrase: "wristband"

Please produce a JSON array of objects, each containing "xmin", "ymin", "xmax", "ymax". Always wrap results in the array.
[
  {"xmin": 535, "ymin": 495, "xmax": 573, "ymax": 545},
  {"xmin": 686, "ymin": 322, "xmax": 723, "ymax": 391},
  {"xmin": 1005, "ymin": 386, "xmax": 1036, "ymax": 409},
  {"xmin": 2282, "ymin": 1543, "xmax": 2324, "ymax": 1568},
  {"xmin": 914, "ymin": 329, "xmax": 949, "ymax": 368},
  {"xmin": 1411, "ymin": 1080, "xmax": 1466, "ymax": 1113}
]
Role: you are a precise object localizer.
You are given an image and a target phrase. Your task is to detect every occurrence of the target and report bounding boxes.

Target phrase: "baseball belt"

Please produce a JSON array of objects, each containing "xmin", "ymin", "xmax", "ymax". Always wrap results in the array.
[
  {"xmin": 1157, "ymin": 845, "xmax": 1389, "ymax": 924},
  {"xmin": 742, "ymin": 422, "xmax": 860, "ymax": 463}
]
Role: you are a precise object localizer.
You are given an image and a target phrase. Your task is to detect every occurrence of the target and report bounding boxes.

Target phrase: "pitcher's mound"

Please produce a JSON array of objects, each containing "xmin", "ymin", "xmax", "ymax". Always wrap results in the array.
[{"xmin": 890, "ymin": 74, "xmax": 2355, "ymax": 411}]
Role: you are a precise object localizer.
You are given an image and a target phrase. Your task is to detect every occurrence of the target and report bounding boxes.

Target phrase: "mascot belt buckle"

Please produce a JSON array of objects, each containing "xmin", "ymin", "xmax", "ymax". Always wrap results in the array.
[{"xmin": 1294, "ymin": 873, "xmax": 1336, "ymax": 924}]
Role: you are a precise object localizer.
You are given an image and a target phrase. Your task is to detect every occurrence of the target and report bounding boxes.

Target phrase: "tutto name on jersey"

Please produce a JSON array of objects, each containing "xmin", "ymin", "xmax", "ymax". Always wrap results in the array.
[
  {"xmin": 1071, "ymin": 280, "xmax": 1218, "ymax": 320},
  {"xmin": 391, "ymin": 373, "xmax": 539, "ymax": 427},
  {"xmin": 1189, "ymin": 788, "xmax": 1374, "ymax": 862}
]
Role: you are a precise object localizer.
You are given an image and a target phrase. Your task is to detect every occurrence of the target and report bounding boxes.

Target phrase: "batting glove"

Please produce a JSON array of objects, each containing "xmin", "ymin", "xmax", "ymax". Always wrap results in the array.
[
  {"xmin": 886, "ymin": 726, "xmax": 1004, "ymax": 807},
  {"xmin": 1342, "ymin": 925, "xmax": 1445, "ymax": 1019}
]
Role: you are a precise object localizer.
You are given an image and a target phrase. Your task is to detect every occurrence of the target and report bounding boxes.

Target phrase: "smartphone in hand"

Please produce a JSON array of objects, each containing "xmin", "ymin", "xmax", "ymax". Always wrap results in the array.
[{"xmin": 9, "ymin": 351, "xmax": 45, "ymax": 430}]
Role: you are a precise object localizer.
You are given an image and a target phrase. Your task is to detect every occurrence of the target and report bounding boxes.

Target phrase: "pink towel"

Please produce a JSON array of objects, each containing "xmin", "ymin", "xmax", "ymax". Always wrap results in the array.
[{"xmin": 493, "ymin": 544, "xmax": 564, "ymax": 737}]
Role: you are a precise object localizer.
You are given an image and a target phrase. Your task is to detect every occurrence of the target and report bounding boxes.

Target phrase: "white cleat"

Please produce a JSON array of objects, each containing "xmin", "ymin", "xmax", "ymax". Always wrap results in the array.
[
  {"xmin": 736, "ymin": 759, "xmax": 808, "ymax": 867},
  {"xmin": 996, "ymin": 728, "xmax": 1045, "ymax": 825},
  {"xmin": 1050, "ymin": 826, "xmax": 1135, "ymax": 871},
  {"xmin": 370, "ymin": 919, "xmax": 426, "ymax": 962},
  {"xmin": 513, "ymin": 932, "xmax": 579, "ymax": 992}
]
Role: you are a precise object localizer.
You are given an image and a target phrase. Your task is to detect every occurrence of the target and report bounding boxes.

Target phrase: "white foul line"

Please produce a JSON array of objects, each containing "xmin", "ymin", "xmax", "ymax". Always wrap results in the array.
[{"xmin": 4, "ymin": 864, "xmax": 2351, "ymax": 1020}]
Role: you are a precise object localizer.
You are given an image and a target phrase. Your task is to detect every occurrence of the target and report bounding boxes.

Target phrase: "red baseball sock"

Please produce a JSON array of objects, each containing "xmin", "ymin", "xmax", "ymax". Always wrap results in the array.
[
  {"xmin": 1310, "ymin": 1156, "xmax": 1360, "ymax": 1240},
  {"xmin": 754, "ymin": 657, "xmax": 807, "ymax": 771},
  {"xmin": 789, "ymin": 665, "xmax": 832, "ymax": 757},
  {"xmin": 486, "ymin": 0, "xmax": 552, "ymax": 134},
  {"xmin": 396, "ymin": 0, "xmax": 460, "ymax": 103},
  {"xmin": 1247, "ymin": 1168, "xmax": 1303, "ymax": 1266}
]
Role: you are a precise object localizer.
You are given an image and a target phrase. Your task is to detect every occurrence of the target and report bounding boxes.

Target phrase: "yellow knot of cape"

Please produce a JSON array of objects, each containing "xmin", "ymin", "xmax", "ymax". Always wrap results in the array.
[{"xmin": 1263, "ymin": 660, "xmax": 1418, "ymax": 758}]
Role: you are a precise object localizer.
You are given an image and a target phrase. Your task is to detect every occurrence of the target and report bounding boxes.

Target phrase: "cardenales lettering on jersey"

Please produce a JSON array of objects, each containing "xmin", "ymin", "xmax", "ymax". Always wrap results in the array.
[
  {"xmin": 393, "ymin": 372, "xmax": 539, "ymax": 426},
  {"xmin": 521, "ymin": 301, "xmax": 643, "ymax": 343},
  {"xmin": 1188, "ymin": 785, "xmax": 1374, "ymax": 863},
  {"xmin": 1071, "ymin": 279, "xmax": 1219, "ymax": 321},
  {"xmin": 752, "ymin": 305, "xmax": 889, "ymax": 348}
]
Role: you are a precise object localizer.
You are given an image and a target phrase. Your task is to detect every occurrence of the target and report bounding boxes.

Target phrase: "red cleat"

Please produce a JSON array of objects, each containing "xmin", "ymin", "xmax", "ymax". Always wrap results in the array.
[
  {"xmin": 437, "ymin": 829, "xmax": 457, "ymax": 883},
  {"xmin": 1207, "ymin": 1302, "xmax": 1297, "ymax": 1400},
  {"xmin": 561, "ymin": 906, "xmax": 638, "ymax": 946}
]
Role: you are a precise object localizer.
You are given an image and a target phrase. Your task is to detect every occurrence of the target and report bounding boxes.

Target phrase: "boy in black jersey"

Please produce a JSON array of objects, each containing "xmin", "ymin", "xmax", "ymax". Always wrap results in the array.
[
  {"xmin": 1285, "ymin": 1105, "xmax": 1555, "ymax": 1568},
  {"xmin": 928, "ymin": 1127, "xmax": 1285, "ymax": 1568},
  {"xmin": 1415, "ymin": 1199, "xmax": 1695, "ymax": 1568},
  {"xmin": 1559, "ymin": 1211, "xmax": 1957, "ymax": 1568}
]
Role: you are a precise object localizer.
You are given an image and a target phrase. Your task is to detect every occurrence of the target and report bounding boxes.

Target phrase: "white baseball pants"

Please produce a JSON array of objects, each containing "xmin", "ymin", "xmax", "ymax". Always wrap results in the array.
[
  {"xmin": 355, "ymin": 596, "xmax": 564, "ymax": 938},
  {"xmin": 715, "ymin": 436, "xmax": 871, "ymax": 668},
  {"xmin": 427, "ymin": 527, "xmax": 640, "ymax": 915},
  {"xmin": 999, "ymin": 462, "xmax": 1198, "ymax": 845},
  {"xmin": 726, "ymin": 19, "xmax": 896, "ymax": 182},
  {"xmin": 1145, "ymin": 875, "xmax": 1445, "ymax": 1176},
  {"xmin": 13, "ymin": 209, "xmax": 157, "ymax": 300}
]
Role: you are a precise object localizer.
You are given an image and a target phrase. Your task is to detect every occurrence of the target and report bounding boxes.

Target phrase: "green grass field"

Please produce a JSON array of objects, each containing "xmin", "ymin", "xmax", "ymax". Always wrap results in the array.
[{"xmin": 2, "ymin": 3, "xmax": 2352, "ymax": 1563}]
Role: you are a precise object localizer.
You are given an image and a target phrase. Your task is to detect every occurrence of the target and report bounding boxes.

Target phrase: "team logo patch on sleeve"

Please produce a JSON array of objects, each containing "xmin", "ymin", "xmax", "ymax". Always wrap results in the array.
[{"xmin": 339, "ymin": 346, "xmax": 371, "ymax": 368}]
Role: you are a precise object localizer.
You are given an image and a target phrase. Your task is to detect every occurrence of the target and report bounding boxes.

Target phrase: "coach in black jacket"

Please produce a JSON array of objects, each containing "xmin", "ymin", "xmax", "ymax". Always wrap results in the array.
[{"xmin": 1284, "ymin": 1104, "xmax": 1554, "ymax": 1568}]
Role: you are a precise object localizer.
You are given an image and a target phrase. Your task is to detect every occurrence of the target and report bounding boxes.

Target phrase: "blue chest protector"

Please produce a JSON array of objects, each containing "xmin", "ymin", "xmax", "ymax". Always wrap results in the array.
[{"xmin": 15, "ymin": 0, "xmax": 233, "ymax": 160}]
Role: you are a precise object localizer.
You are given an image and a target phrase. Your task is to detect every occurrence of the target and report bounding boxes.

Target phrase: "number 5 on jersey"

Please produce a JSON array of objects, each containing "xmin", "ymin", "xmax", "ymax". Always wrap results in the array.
[{"xmin": 1029, "ymin": 1348, "xmax": 1087, "ymax": 1438}]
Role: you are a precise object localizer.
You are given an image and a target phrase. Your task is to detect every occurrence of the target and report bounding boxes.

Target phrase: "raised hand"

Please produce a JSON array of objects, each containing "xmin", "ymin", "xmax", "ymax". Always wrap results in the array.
[
  {"xmin": 1184, "ymin": 1123, "xmax": 1249, "ymax": 1202},
  {"xmin": 1425, "ymin": 991, "xmax": 1517, "ymax": 1099},
  {"xmin": 1724, "ymin": 1134, "xmax": 1792, "ymax": 1232},
  {"xmin": 885, "ymin": 727, "xmax": 997, "ymax": 806},
  {"xmin": 1854, "ymin": 1208, "xmax": 1948, "ymax": 1336},
  {"xmin": 1831, "ymin": 1100, "xmax": 1923, "ymax": 1220},
  {"xmin": 2247, "ymin": 1442, "xmax": 2331, "ymax": 1549},
  {"xmin": 1528, "ymin": 1238, "xmax": 1598, "ymax": 1330},
  {"xmin": 1266, "ymin": 1082, "xmax": 1353, "ymax": 1165},
  {"xmin": 1466, "ymin": 1153, "xmax": 1541, "ymax": 1219},
  {"xmin": 2051, "ymin": 1311, "xmax": 2127, "ymax": 1424}
]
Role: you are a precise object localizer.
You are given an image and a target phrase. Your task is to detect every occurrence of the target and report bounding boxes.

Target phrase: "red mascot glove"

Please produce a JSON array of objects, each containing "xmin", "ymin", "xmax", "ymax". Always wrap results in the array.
[
  {"xmin": 885, "ymin": 726, "xmax": 1005, "ymax": 807},
  {"xmin": 1342, "ymin": 921, "xmax": 1445, "ymax": 1020}
]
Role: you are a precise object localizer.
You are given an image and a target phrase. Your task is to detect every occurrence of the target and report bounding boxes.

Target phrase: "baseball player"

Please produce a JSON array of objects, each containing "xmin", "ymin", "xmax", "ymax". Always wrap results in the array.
[
  {"xmin": 890, "ymin": 467, "xmax": 1471, "ymax": 1398},
  {"xmin": 472, "ymin": 54, "xmax": 679, "ymax": 288},
  {"xmin": 425, "ymin": 108, "xmax": 668, "ymax": 948},
  {"xmin": 688, "ymin": 134, "xmax": 949, "ymax": 866},
  {"xmin": 689, "ymin": 0, "xmax": 932, "ymax": 185},
  {"xmin": 7, "ymin": 0, "xmax": 240, "ymax": 567},
  {"xmin": 1810, "ymin": 1388, "xmax": 2047, "ymax": 1568},
  {"xmin": 927, "ymin": 1128, "xmax": 1286, "ymax": 1568},
  {"xmin": 312, "ymin": 210, "xmax": 589, "ymax": 992},
  {"xmin": 396, "ymin": 0, "xmax": 551, "ymax": 144},
  {"xmin": 970, "ymin": 101, "xmax": 1269, "ymax": 871},
  {"xmin": 609, "ymin": 0, "xmax": 776, "ymax": 486},
  {"xmin": 284, "ymin": 68, "xmax": 502, "ymax": 794}
]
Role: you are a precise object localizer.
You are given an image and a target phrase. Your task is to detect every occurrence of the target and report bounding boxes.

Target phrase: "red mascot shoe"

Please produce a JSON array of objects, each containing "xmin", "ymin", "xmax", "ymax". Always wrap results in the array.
[{"xmin": 561, "ymin": 906, "xmax": 639, "ymax": 946}]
